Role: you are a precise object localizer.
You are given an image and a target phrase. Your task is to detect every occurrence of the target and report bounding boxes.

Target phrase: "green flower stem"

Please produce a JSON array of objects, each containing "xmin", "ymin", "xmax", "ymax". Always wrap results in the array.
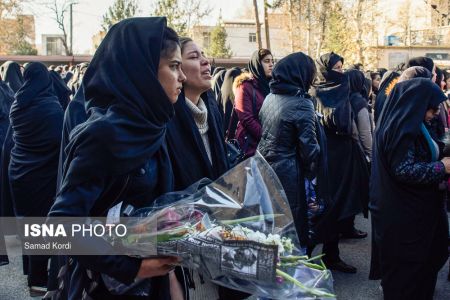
[
  {"xmin": 276, "ymin": 269, "xmax": 335, "ymax": 298},
  {"xmin": 280, "ymin": 260, "xmax": 325, "ymax": 271},
  {"xmin": 220, "ymin": 214, "xmax": 284, "ymax": 225},
  {"xmin": 305, "ymin": 254, "xmax": 325, "ymax": 262},
  {"xmin": 280, "ymin": 255, "xmax": 309, "ymax": 262}
]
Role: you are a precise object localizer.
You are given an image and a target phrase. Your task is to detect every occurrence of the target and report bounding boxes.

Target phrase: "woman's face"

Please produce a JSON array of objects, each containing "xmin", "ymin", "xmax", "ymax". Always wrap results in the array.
[
  {"xmin": 424, "ymin": 107, "xmax": 440, "ymax": 122},
  {"xmin": 158, "ymin": 45, "xmax": 186, "ymax": 103},
  {"xmin": 261, "ymin": 54, "xmax": 274, "ymax": 78},
  {"xmin": 332, "ymin": 60, "xmax": 343, "ymax": 73},
  {"xmin": 372, "ymin": 74, "xmax": 381, "ymax": 90},
  {"xmin": 181, "ymin": 41, "xmax": 212, "ymax": 93}
]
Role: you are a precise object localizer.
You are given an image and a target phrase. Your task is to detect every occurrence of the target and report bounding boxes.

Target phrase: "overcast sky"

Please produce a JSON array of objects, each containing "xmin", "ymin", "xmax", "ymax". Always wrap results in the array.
[{"xmin": 24, "ymin": 0, "xmax": 251, "ymax": 54}]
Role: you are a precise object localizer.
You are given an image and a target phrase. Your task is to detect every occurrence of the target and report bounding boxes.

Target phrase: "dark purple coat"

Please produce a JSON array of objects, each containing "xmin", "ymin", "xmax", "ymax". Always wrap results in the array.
[{"xmin": 234, "ymin": 73, "xmax": 265, "ymax": 157}]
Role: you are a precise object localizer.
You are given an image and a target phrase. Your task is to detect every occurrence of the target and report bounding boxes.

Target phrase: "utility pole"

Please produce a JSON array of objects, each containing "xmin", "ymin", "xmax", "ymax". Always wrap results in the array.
[{"xmin": 70, "ymin": 3, "xmax": 73, "ymax": 55}]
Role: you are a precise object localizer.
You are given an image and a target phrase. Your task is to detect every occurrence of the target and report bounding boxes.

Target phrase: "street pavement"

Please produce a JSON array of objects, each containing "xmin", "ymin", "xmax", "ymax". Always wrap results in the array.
[{"xmin": 0, "ymin": 215, "xmax": 449, "ymax": 299}]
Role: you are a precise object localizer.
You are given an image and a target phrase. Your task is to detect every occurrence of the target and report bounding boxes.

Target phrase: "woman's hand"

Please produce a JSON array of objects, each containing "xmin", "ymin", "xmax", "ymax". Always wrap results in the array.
[
  {"xmin": 440, "ymin": 157, "xmax": 450, "ymax": 174},
  {"xmin": 136, "ymin": 256, "xmax": 179, "ymax": 279}
]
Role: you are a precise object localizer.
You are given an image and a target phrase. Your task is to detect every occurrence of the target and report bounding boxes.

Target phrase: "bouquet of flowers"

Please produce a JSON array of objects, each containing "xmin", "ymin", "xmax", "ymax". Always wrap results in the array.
[{"xmin": 116, "ymin": 153, "xmax": 335, "ymax": 299}]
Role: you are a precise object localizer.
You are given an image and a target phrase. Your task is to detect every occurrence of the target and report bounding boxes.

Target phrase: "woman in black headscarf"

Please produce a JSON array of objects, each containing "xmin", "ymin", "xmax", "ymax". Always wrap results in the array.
[
  {"xmin": 0, "ymin": 61, "xmax": 24, "ymax": 93},
  {"xmin": 311, "ymin": 52, "xmax": 362, "ymax": 273},
  {"xmin": 8, "ymin": 62, "xmax": 64, "ymax": 294},
  {"xmin": 257, "ymin": 52, "xmax": 320, "ymax": 250},
  {"xmin": 370, "ymin": 78, "xmax": 449, "ymax": 299},
  {"xmin": 0, "ymin": 75, "xmax": 14, "ymax": 267},
  {"xmin": 0, "ymin": 61, "xmax": 24, "ymax": 229},
  {"xmin": 374, "ymin": 70, "xmax": 401, "ymax": 124},
  {"xmin": 234, "ymin": 49, "xmax": 273, "ymax": 157},
  {"xmin": 47, "ymin": 18, "xmax": 186, "ymax": 299},
  {"xmin": 165, "ymin": 38, "xmax": 235, "ymax": 299},
  {"xmin": 347, "ymin": 69, "xmax": 373, "ymax": 160},
  {"xmin": 166, "ymin": 37, "xmax": 229, "ymax": 191},
  {"xmin": 49, "ymin": 70, "xmax": 72, "ymax": 110},
  {"xmin": 221, "ymin": 67, "xmax": 242, "ymax": 137}
]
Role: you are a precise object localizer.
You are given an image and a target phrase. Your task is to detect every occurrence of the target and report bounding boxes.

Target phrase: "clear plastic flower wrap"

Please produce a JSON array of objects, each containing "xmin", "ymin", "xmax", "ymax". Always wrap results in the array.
[{"xmin": 117, "ymin": 153, "xmax": 335, "ymax": 299}]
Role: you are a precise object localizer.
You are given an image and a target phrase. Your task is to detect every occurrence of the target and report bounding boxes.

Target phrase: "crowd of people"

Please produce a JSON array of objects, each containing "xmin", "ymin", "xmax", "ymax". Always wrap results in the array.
[{"xmin": 0, "ymin": 16, "xmax": 449, "ymax": 300}]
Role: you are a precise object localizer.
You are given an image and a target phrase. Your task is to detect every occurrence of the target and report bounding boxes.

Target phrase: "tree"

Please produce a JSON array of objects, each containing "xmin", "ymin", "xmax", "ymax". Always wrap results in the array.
[
  {"xmin": 47, "ymin": 0, "xmax": 77, "ymax": 55},
  {"xmin": 252, "ymin": 0, "xmax": 262, "ymax": 49},
  {"xmin": 152, "ymin": 0, "xmax": 212, "ymax": 37},
  {"xmin": 206, "ymin": 22, "xmax": 232, "ymax": 58},
  {"xmin": 10, "ymin": 14, "xmax": 37, "ymax": 55},
  {"xmin": 321, "ymin": 1, "xmax": 355, "ymax": 61},
  {"xmin": 0, "ymin": 0, "xmax": 20, "ymax": 54},
  {"xmin": 0, "ymin": 1, "xmax": 38, "ymax": 55},
  {"xmin": 101, "ymin": 0, "xmax": 137, "ymax": 31}
]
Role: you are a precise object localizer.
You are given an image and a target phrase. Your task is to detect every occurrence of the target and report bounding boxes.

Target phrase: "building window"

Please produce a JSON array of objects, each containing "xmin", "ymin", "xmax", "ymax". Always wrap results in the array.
[
  {"xmin": 249, "ymin": 33, "xmax": 256, "ymax": 43},
  {"xmin": 46, "ymin": 36, "xmax": 64, "ymax": 55},
  {"xmin": 426, "ymin": 53, "xmax": 449, "ymax": 60},
  {"xmin": 202, "ymin": 32, "xmax": 211, "ymax": 49}
]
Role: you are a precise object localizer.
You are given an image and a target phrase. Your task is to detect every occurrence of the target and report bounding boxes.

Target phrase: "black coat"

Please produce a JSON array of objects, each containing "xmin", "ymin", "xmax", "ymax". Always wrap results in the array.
[
  {"xmin": 0, "ymin": 82, "xmax": 14, "ymax": 218},
  {"xmin": 9, "ymin": 62, "xmax": 63, "ymax": 217},
  {"xmin": 48, "ymin": 18, "xmax": 175, "ymax": 299},
  {"xmin": 56, "ymin": 85, "xmax": 87, "ymax": 192},
  {"xmin": 370, "ymin": 78, "xmax": 448, "ymax": 266},
  {"xmin": 312, "ymin": 59, "xmax": 367, "ymax": 224},
  {"xmin": 258, "ymin": 52, "xmax": 319, "ymax": 248}
]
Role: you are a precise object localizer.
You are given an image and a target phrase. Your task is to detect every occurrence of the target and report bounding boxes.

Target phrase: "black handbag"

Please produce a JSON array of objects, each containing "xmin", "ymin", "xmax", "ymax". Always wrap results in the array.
[{"xmin": 226, "ymin": 138, "xmax": 245, "ymax": 168}]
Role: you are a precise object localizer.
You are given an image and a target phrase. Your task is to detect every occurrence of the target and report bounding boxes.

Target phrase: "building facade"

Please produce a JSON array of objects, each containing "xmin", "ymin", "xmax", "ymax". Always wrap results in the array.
[
  {"xmin": 40, "ymin": 34, "xmax": 66, "ymax": 56},
  {"xmin": 192, "ymin": 13, "xmax": 291, "ymax": 59}
]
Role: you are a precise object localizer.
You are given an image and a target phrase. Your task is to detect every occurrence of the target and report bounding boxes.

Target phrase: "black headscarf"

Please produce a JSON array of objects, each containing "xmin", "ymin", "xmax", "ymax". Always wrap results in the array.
[
  {"xmin": 248, "ymin": 50, "xmax": 271, "ymax": 97},
  {"xmin": 376, "ymin": 78, "xmax": 446, "ymax": 168},
  {"xmin": 49, "ymin": 70, "xmax": 71, "ymax": 110},
  {"xmin": 269, "ymin": 52, "xmax": 316, "ymax": 95},
  {"xmin": 0, "ymin": 82, "xmax": 14, "ymax": 219},
  {"xmin": 376, "ymin": 68, "xmax": 388, "ymax": 78},
  {"xmin": 374, "ymin": 70, "xmax": 400, "ymax": 124},
  {"xmin": 59, "ymin": 17, "xmax": 174, "ymax": 193},
  {"xmin": 315, "ymin": 52, "xmax": 345, "ymax": 84},
  {"xmin": 398, "ymin": 66, "xmax": 432, "ymax": 82},
  {"xmin": 63, "ymin": 71, "xmax": 73, "ymax": 84},
  {"xmin": 9, "ymin": 62, "xmax": 63, "ymax": 216},
  {"xmin": 407, "ymin": 56, "xmax": 434, "ymax": 73},
  {"xmin": 0, "ymin": 61, "xmax": 24, "ymax": 93},
  {"xmin": 220, "ymin": 67, "xmax": 242, "ymax": 133},
  {"xmin": 166, "ymin": 90, "xmax": 229, "ymax": 190},
  {"xmin": 312, "ymin": 52, "xmax": 351, "ymax": 135},
  {"xmin": 346, "ymin": 69, "xmax": 368, "ymax": 114}
]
